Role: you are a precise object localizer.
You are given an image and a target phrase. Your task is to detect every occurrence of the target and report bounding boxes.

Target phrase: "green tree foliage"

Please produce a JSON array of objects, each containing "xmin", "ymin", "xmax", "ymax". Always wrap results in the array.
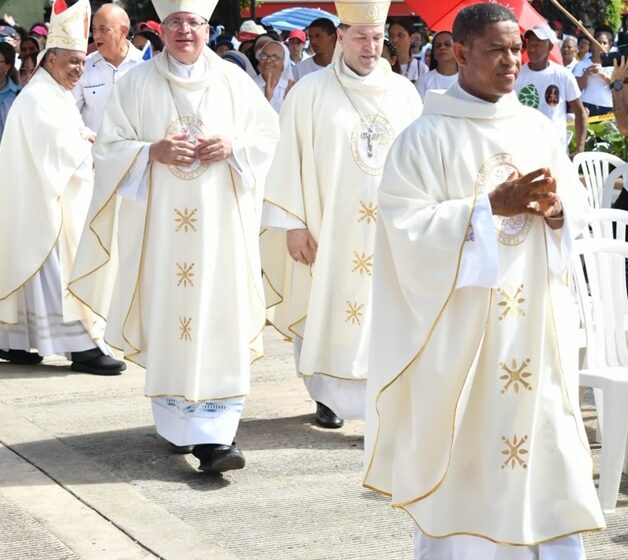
[{"xmin": 541, "ymin": 0, "xmax": 620, "ymax": 32}]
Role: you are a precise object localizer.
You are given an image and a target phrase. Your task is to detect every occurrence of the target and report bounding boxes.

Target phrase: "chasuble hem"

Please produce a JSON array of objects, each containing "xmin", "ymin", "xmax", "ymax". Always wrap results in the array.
[{"xmin": 405, "ymin": 517, "xmax": 606, "ymax": 548}]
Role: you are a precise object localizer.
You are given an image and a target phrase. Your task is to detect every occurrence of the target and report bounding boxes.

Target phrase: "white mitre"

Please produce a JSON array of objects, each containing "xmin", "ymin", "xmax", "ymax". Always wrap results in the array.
[
  {"xmin": 45, "ymin": 0, "xmax": 91, "ymax": 52},
  {"xmin": 152, "ymin": 0, "xmax": 219, "ymax": 21},
  {"xmin": 334, "ymin": 0, "xmax": 391, "ymax": 25}
]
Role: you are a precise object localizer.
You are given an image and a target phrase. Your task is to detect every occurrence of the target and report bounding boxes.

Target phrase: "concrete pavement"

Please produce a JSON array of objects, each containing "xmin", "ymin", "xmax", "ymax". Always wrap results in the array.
[{"xmin": 0, "ymin": 328, "xmax": 626, "ymax": 559}]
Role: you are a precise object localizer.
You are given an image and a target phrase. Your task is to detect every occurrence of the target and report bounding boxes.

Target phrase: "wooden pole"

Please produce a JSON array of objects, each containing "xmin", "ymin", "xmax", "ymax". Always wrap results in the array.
[{"xmin": 546, "ymin": 0, "xmax": 605, "ymax": 50}]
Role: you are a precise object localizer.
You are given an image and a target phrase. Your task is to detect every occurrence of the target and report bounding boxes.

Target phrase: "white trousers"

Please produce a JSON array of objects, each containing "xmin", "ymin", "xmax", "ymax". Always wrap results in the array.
[
  {"xmin": 293, "ymin": 337, "xmax": 365, "ymax": 420},
  {"xmin": 414, "ymin": 528, "xmax": 586, "ymax": 560},
  {"xmin": 151, "ymin": 396, "xmax": 244, "ymax": 446},
  {"xmin": 0, "ymin": 245, "xmax": 98, "ymax": 356}
]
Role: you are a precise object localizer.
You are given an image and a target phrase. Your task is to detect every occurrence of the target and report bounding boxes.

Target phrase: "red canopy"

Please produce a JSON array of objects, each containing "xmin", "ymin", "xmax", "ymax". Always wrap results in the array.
[{"xmin": 406, "ymin": 0, "xmax": 562, "ymax": 64}]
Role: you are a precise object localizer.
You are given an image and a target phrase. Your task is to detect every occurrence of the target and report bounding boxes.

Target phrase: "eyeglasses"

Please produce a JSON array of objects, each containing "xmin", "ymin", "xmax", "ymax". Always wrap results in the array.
[
  {"xmin": 259, "ymin": 53, "xmax": 281, "ymax": 62},
  {"xmin": 163, "ymin": 18, "xmax": 207, "ymax": 31}
]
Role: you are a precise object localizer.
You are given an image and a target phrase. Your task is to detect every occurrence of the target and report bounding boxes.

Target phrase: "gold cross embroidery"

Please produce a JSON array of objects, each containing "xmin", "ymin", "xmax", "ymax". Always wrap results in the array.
[
  {"xmin": 499, "ymin": 358, "xmax": 533, "ymax": 394},
  {"xmin": 174, "ymin": 208, "xmax": 198, "ymax": 232},
  {"xmin": 345, "ymin": 301, "xmax": 364, "ymax": 325},
  {"xmin": 178, "ymin": 316, "xmax": 192, "ymax": 341},
  {"xmin": 352, "ymin": 251, "xmax": 373, "ymax": 276},
  {"xmin": 357, "ymin": 201, "xmax": 378, "ymax": 224},
  {"xmin": 496, "ymin": 285, "xmax": 526, "ymax": 320},
  {"xmin": 176, "ymin": 262, "xmax": 195, "ymax": 287},
  {"xmin": 501, "ymin": 435, "xmax": 529, "ymax": 470}
]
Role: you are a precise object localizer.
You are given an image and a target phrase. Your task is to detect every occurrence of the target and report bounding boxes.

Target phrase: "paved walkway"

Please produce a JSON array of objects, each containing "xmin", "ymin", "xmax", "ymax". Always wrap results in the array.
[{"xmin": 0, "ymin": 329, "xmax": 626, "ymax": 559}]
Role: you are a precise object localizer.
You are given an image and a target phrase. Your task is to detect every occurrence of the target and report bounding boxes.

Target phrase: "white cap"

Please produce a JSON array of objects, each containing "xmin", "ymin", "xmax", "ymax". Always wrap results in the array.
[
  {"xmin": 152, "ymin": 0, "xmax": 218, "ymax": 22},
  {"xmin": 46, "ymin": 0, "xmax": 90, "ymax": 53},
  {"xmin": 334, "ymin": 0, "xmax": 391, "ymax": 26},
  {"xmin": 524, "ymin": 25, "xmax": 559, "ymax": 45}
]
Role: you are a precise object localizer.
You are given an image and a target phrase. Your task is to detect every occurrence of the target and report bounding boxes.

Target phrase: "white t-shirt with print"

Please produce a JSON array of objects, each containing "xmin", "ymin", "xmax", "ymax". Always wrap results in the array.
[
  {"xmin": 573, "ymin": 58, "xmax": 613, "ymax": 108},
  {"xmin": 516, "ymin": 61, "xmax": 581, "ymax": 149}
]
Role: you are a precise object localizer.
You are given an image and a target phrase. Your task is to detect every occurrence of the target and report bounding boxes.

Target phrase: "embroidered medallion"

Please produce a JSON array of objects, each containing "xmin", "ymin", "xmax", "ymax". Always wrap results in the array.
[
  {"xmin": 166, "ymin": 117, "xmax": 208, "ymax": 180},
  {"xmin": 475, "ymin": 153, "xmax": 532, "ymax": 246},
  {"xmin": 351, "ymin": 115, "xmax": 394, "ymax": 176}
]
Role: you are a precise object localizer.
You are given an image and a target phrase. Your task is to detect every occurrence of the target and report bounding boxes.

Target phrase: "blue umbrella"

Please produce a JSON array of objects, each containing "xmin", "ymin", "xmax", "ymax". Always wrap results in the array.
[{"xmin": 261, "ymin": 7, "xmax": 339, "ymax": 31}]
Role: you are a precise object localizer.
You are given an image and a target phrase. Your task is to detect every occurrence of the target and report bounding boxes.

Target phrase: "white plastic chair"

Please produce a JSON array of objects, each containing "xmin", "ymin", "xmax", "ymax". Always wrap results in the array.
[
  {"xmin": 572, "ymin": 236, "xmax": 628, "ymax": 512},
  {"xmin": 573, "ymin": 152, "xmax": 625, "ymax": 208},
  {"xmin": 601, "ymin": 162, "xmax": 628, "ymax": 209}
]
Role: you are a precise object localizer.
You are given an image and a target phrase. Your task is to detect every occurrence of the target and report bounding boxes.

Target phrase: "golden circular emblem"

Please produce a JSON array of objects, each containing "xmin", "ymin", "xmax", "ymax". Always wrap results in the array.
[
  {"xmin": 166, "ymin": 117, "xmax": 208, "ymax": 180},
  {"xmin": 475, "ymin": 153, "xmax": 532, "ymax": 246},
  {"xmin": 351, "ymin": 114, "xmax": 394, "ymax": 176}
]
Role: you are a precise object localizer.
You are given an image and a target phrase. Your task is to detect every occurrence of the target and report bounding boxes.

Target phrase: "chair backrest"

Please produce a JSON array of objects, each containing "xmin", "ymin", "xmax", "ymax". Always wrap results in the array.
[
  {"xmin": 581, "ymin": 207, "xmax": 628, "ymax": 241},
  {"xmin": 572, "ymin": 237, "xmax": 628, "ymax": 369},
  {"xmin": 573, "ymin": 152, "xmax": 626, "ymax": 208},
  {"xmin": 601, "ymin": 162, "xmax": 628, "ymax": 209}
]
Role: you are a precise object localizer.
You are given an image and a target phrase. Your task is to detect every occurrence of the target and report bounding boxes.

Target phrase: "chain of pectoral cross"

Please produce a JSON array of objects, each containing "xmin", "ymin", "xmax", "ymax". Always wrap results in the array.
[{"xmin": 333, "ymin": 68, "xmax": 388, "ymax": 159}]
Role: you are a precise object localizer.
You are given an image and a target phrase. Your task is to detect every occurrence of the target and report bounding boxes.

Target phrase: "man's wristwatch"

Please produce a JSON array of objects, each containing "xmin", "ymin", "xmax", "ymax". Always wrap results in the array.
[{"xmin": 610, "ymin": 79, "xmax": 627, "ymax": 91}]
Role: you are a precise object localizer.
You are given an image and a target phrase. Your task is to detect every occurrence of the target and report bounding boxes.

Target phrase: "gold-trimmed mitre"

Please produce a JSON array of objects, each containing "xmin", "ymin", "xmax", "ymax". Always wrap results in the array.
[
  {"xmin": 46, "ymin": 0, "xmax": 90, "ymax": 53},
  {"xmin": 334, "ymin": 0, "xmax": 391, "ymax": 25},
  {"xmin": 152, "ymin": 0, "xmax": 219, "ymax": 21}
]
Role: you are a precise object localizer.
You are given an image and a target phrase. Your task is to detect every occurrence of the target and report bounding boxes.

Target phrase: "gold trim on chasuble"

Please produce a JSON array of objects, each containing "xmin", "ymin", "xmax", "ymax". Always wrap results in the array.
[
  {"xmin": 351, "ymin": 115, "xmax": 394, "ymax": 176},
  {"xmin": 166, "ymin": 117, "xmax": 208, "ymax": 180},
  {"xmin": 476, "ymin": 153, "xmax": 532, "ymax": 246},
  {"xmin": 496, "ymin": 285, "xmax": 526, "ymax": 320}
]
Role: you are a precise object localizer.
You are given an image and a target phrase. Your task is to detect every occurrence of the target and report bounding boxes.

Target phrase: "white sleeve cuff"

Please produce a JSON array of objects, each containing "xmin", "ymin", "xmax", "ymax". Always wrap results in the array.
[
  {"xmin": 261, "ymin": 201, "xmax": 304, "ymax": 229},
  {"xmin": 118, "ymin": 145, "xmax": 150, "ymax": 201},
  {"xmin": 456, "ymin": 194, "xmax": 500, "ymax": 289},
  {"xmin": 546, "ymin": 212, "xmax": 572, "ymax": 276},
  {"xmin": 228, "ymin": 137, "xmax": 254, "ymax": 192}
]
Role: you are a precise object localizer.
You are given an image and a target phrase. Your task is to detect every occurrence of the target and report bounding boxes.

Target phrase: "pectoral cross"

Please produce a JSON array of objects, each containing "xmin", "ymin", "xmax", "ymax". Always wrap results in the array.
[{"xmin": 361, "ymin": 126, "xmax": 382, "ymax": 158}]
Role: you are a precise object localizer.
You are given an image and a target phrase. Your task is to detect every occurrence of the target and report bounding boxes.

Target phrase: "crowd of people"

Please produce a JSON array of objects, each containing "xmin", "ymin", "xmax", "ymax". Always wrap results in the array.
[{"xmin": 0, "ymin": 0, "xmax": 627, "ymax": 558}]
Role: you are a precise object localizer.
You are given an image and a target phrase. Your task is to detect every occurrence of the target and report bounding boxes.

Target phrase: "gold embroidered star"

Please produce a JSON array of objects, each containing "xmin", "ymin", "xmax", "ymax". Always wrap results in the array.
[
  {"xmin": 176, "ymin": 262, "xmax": 195, "ymax": 287},
  {"xmin": 357, "ymin": 201, "xmax": 378, "ymax": 224},
  {"xmin": 174, "ymin": 208, "xmax": 198, "ymax": 232},
  {"xmin": 178, "ymin": 316, "xmax": 192, "ymax": 341},
  {"xmin": 499, "ymin": 358, "xmax": 533, "ymax": 394},
  {"xmin": 345, "ymin": 301, "xmax": 364, "ymax": 325},
  {"xmin": 501, "ymin": 435, "xmax": 529, "ymax": 470},
  {"xmin": 352, "ymin": 251, "xmax": 373, "ymax": 276},
  {"xmin": 496, "ymin": 285, "xmax": 526, "ymax": 320}
]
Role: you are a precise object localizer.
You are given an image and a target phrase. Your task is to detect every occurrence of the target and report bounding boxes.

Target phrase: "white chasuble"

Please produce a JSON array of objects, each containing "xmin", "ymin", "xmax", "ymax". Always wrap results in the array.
[
  {"xmin": 0, "ymin": 68, "xmax": 103, "ymax": 348},
  {"xmin": 70, "ymin": 48, "xmax": 279, "ymax": 401},
  {"xmin": 261, "ymin": 57, "xmax": 422, "ymax": 386},
  {"xmin": 364, "ymin": 84, "xmax": 605, "ymax": 545}
]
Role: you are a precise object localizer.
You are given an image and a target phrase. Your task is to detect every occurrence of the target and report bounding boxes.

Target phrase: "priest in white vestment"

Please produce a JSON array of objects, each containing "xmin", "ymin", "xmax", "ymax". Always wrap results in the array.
[
  {"xmin": 261, "ymin": 0, "xmax": 422, "ymax": 429},
  {"xmin": 363, "ymin": 5, "xmax": 605, "ymax": 559},
  {"xmin": 69, "ymin": 0, "xmax": 279, "ymax": 473},
  {"xmin": 0, "ymin": 0, "xmax": 125, "ymax": 376}
]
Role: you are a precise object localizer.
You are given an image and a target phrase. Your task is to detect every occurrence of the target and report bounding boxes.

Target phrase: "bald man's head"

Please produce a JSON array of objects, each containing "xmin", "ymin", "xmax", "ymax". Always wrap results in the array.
[{"xmin": 92, "ymin": 3, "xmax": 131, "ymax": 65}]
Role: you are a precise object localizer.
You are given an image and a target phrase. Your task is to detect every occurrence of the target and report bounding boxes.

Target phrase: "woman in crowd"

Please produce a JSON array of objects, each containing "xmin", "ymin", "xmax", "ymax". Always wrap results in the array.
[
  {"xmin": 417, "ymin": 30, "xmax": 458, "ymax": 99},
  {"xmin": 381, "ymin": 39, "xmax": 401, "ymax": 74},
  {"xmin": 573, "ymin": 30, "xmax": 614, "ymax": 116},
  {"xmin": 0, "ymin": 42, "xmax": 19, "ymax": 141},
  {"xmin": 18, "ymin": 52, "xmax": 37, "ymax": 85},
  {"xmin": 19, "ymin": 36, "xmax": 40, "ymax": 62},
  {"xmin": 254, "ymin": 40, "xmax": 293, "ymax": 113},
  {"xmin": 388, "ymin": 18, "xmax": 428, "ymax": 93}
]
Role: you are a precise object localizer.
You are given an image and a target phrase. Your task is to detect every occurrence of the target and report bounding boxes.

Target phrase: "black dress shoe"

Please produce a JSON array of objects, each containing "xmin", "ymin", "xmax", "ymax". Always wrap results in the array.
[
  {"xmin": 71, "ymin": 348, "xmax": 126, "ymax": 375},
  {"xmin": 315, "ymin": 401, "xmax": 344, "ymax": 429},
  {"xmin": 193, "ymin": 443, "xmax": 246, "ymax": 473},
  {"xmin": 168, "ymin": 443, "xmax": 195, "ymax": 454},
  {"xmin": 0, "ymin": 349, "xmax": 44, "ymax": 365}
]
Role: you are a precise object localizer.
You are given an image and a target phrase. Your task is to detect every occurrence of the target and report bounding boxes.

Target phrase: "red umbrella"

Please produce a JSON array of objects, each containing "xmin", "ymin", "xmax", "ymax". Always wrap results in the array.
[{"xmin": 407, "ymin": 0, "xmax": 562, "ymax": 64}]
